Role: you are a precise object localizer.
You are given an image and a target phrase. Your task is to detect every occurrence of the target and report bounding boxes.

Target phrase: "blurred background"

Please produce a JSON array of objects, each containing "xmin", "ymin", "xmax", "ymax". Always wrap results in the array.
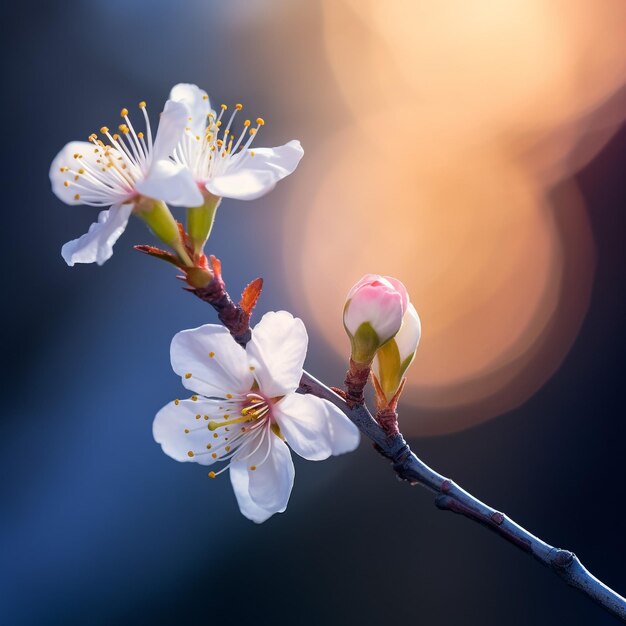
[{"xmin": 1, "ymin": 1, "xmax": 625, "ymax": 624}]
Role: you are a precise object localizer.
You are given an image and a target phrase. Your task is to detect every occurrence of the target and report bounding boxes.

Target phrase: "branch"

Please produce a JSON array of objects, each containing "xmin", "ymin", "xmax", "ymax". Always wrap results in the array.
[{"xmin": 186, "ymin": 260, "xmax": 626, "ymax": 623}]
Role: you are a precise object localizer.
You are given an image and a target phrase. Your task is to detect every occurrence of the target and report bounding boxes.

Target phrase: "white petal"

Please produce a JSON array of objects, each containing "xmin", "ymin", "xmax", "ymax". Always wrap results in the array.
[
  {"xmin": 324, "ymin": 401, "xmax": 360, "ymax": 455},
  {"xmin": 153, "ymin": 398, "xmax": 223, "ymax": 466},
  {"xmin": 206, "ymin": 140, "xmax": 304, "ymax": 200},
  {"xmin": 395, "ymin": 303, "xmax": 422, "ymax": 362},
  {"xmin": 229, "ymin": 463, "xmax": 277, "ymax": 523},
  {"xmin": 136, "ymin": 159, "xmax": 203, "ymax": 206},
  {"xmin": 50, "ymin": 141, "xmax": 123, "ymax": 206},
  {"xmin": 151, "ymin": 100, "xmax": 189, "ymax": 162},
  {"xmin": 171, "ymin": 324, "xmax": 254, "ymax": 397},
  {"xmin": 246, "ymin": 311, "xmax": 308, "ymax": 398},
  {"xmin": 169, "ymin": 83, "xmax": 212, "ymax": 136},
  {"xmin": 231, "ymin": 431, "xmax": 294, "ymax": 513},
  {"xmin": 273, "ymin": 393, "xmax": 334, "ymax": 461},
  {"xmin": 61, "ymin": 203, "xmax": 133, "ymax": 266}
]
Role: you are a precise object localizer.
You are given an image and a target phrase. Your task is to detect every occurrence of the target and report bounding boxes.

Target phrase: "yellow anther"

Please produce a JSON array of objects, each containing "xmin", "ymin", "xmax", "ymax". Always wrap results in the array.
[
  {"xmin": 204, "ymin": 415, "xmax": 209, "ymax": 420},
  {"xmin": 225, "ymin": 446, "xmax": 231, "ymax": 452},
  {"xmin": 226, "ymin": 393, "xmax": 233, "ymax": 399},
  {"xmin": 78, "ymin": 168, "xmax": 85, "ymax": 174},
  {"xmin": 187, "ymin": 451, "xmax": 194, "ymax": 458},
  {"xmin": 63, "ymin": 181, "xmax": 70, "ymax": 187},
  {"xmin": 213, "ymin": 432, "xmax": 218, "ymax": 438},
  {"xmin": 120, "ymin": 108, "xmax": 129, "ymax": 117},
  {"xmin": 250, "ymin": 151, "xmax": 255, "ymax": 157},
  {"xmin": 216, "ymin": 121, "xmax": 222, "ymax": 127},
  {"xmin": 73, "ymin": 153, "xmax": 79, "ymax": 158},
  {"xmin": 208, "ymin": 471, "xmax": 216, "ymax": 478},
  {"xmin": 184, "ymin": 429, "xmax": 190, "ymax": 434},
  {"xmin": 191, "ymin": 395, "xmax": 198, "ymax": 401},
  {"xmin": 119, "ymin": 124, "xmax": 129, "ymax": 134},
  {"xmin": 249, "ymin": 366, "xmax": 256, "ymax": 371},
  {"xmin": 185, "ymin": 373, "xmax": 192, "ymax": 379},
  {"xmin": 209, "ymin": 351, "xmax": 215, "ymax": 358},
  {"xmin": 223, "ymin": 414, "xmax": 230, "ymax": 419},
  {"xmin": 206, "ymin": 443, "xmax": 212, "ymax": 449},
  {"xmin": 249, "ymin": 465, "xmax": 257, "ymax": 471},
  {"xmin": 137, "ymin": 131, "xmax": 144, "ymax": 139},
  {"xmin": 249, "ymin": 128, "xmax": 257, "ymax": 136},
  {"xmin": 74, "ymin": 175, "xmax": 79, "ymax": 181},
  {"xmin": 235, "ymin": 103, "xmax": 243, "ymax": 110},
  {"xmin": 195, "ymin": 414, "xmax": 201, "ymax": 420},
  {"xmin": 100, "ymin": 127, "xmax": 109, "ymax": 134},
  {"xmin": 243, "ymin": 119, "xmax": 251, "ymax": 127},
  {"xmin": 211, "ymin": 452, "xmax": 217, "ymax": 459},
  {"xmin": 220, "ymin": 104, "xmax": 227, "ymax": 110},
  {"xmin": 202, "ymin": 95, "xmax": 208, "ymax": 101},
  {"xmin": 174, "ymin": 399, "xmax": 180, "ymax": 405},
  {"xmin": 138, "ymin": 101, "xmax": 146, "ymax": 109},
  {"xmin": 74, "ymin": 194, "xmax": 80, "ymax": 200},
  {"xmin": 256, "ymin": 117, "xmax": 265, "ymax": 126}
]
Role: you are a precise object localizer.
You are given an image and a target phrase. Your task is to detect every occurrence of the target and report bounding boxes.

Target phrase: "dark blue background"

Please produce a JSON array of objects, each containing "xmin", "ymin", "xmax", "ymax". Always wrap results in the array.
[{"xmin": 1, "ymin": 1, "xmax": 624, "ymax": 624}]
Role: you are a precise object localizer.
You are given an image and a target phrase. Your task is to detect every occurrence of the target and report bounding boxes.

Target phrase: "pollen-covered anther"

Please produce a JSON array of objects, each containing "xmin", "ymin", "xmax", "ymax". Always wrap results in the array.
[
  {"xmin": 256, "ymin": 117, "xmax": 265, "ymax": 126},
  {"xmin": 184, "ymin": 372, "xmax": 192, "ymax": 379},
  {"xmin": 138, "ymin": 101, "xmax": 146, "ymax": 109},
  {"xmin": 120, "ymin": 108, "xmax": 129, "ymax": 117},
  {"xmin": 187, "ymin": 451, "xmax": 194, "ymax": 458},
  {"xmin": 209, "ymin": 352, "xmax": 215, "ymax": 358},
  {"xmin": 250, "ymin": 465, "xmax": 257, "ymax": 471},
  {"xmin": 208, "ymin": 471, "xmax": 216, "ymax": 478}
]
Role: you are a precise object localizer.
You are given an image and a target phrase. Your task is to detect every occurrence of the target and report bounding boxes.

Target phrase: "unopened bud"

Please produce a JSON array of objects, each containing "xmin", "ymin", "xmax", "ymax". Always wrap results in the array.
[
  {"xmin": 343, "ymin": 274, "xmax": 408, "ymax": 364},
  {"xmin": 372, "ymin": 303, "xmax": 421, "ymax": 402}
]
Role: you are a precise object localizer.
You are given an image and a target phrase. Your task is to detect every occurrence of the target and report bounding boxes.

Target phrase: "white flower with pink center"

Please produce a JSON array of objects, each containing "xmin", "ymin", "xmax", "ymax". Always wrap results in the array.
[{"xmin": 153, "ymin": 311, "xmax": 360, "ymax": 523}]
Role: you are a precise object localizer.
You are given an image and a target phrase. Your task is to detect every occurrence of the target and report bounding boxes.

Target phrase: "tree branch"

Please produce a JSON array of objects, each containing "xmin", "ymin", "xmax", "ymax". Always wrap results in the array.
[{"xmin": 187, "ymin": 262, "xmax": 626, "ymax": 623}]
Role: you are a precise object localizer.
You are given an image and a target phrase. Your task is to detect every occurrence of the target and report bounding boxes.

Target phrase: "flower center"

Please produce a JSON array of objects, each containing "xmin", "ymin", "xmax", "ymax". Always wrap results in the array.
[
  {"xmin": 58, "ymin": 102, "xmax": 153, "ymax": 206},
  {"xmin": 184, "ymin": 391, "xmax": 276, "ymax": 479},
  {"xmin": 173, "ymin": 101, "xmax": 265, "ymax": 182}
]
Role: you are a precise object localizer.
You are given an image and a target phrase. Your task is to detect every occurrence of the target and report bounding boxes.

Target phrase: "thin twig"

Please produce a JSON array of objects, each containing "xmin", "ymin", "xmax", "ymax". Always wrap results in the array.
[{"xmin": 187, "ymin": 263, "xmax": 626, "ymax": 623}]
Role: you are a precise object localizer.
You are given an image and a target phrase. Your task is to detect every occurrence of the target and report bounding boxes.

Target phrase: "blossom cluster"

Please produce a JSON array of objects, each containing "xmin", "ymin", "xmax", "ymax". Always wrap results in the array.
[{"xmin": 51, "ymin": 84, "xmax": 420, "ymax": 523}]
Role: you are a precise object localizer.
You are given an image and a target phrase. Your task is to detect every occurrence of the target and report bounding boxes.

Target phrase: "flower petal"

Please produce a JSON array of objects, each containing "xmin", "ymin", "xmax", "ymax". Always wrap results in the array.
[
  {"xmin": 324, "ymin": 401, "xmax": 361, "ymax": 455},
  {"xmin": 273, "ymin": 393, "xmax": 334, "ymax": 461},
  {"xmin": 169, "ymin": 83, "xmax": 213, "ymax": 136},
  {"xmin": 246, "ymin": 311, "xmax": 308, "ymax": 398},
  {"xmin": 171, "ymin": 324, "xmax": 254, "ymax": 397},
  {"xmin": 151, "ymin": 100, "xmax": 189, "ymax": 162},
  {"xmin": 136, "ymin": 159, "xmax": 203, "ymax": 207},
  {"xmin": 61, "ymin": 202, "xmax": 133, "ymax": 266},
  {"xmin": 50, "ymin": 141, "xmax": 124, "ymax": 206},
  {"xmin": 231, "ymin": 431, "xmax": 294, "ymax": 515},
  {"xmin": 206, "ymin": 140, "xmax": 304, "ymax": 200},
  {"xmin": 229, "ymin": 463, "xmax": 277, "ymax": 523},
  {"xmin": 153, "ymin": 398, "xmax": 223, "ymax": 466}
]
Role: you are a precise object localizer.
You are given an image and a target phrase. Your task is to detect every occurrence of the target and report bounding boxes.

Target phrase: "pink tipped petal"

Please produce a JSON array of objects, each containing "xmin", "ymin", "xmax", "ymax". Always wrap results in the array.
[
  {"xmin": 136, "ymin": 159, "xmax": 203, "ymax": 206},
  {"xmin": 384, "ymin": 276, "xmax": 409, "ymax": 313},
  {"xmin": 343, "ymin": 283, "xmax": 404, "ymax": 341},
  {"xmin": 246, "ymin": 311, "xmax": 308, "ymax": 398},
  {"xmin": 61, "ymin": 203, "xmax": 133, "ymax": 266},
  {"xmin": 170, "ymin": 325, "xmax": 254, "ymax": 398},
  {"xmin": 273, "ymin": 394, "xmax": 334, "ymax": 461}
]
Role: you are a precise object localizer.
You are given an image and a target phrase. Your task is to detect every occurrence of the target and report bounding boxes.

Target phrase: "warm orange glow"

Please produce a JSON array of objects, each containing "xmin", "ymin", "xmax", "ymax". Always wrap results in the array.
[{"xmin": 279, "ymin": 0, "xmax": 626, "ymax": 435}]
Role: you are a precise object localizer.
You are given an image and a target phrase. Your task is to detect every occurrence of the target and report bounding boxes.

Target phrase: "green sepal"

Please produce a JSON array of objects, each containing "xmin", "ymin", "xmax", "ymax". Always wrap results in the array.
[{"xmin": 187, "ymin": 194, "xmax": 221, "ymax": 255}]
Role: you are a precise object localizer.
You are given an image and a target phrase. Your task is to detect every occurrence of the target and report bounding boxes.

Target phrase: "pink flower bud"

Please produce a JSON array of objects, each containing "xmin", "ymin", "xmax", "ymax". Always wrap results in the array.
[{"xmin": 343, "ymin": 274, "xmax": 408, "ymax": 363}]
